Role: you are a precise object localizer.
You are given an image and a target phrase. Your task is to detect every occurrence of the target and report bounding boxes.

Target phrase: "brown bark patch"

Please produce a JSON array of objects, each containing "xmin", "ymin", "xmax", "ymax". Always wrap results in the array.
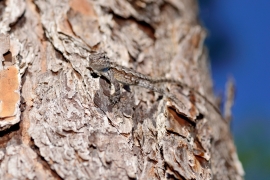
[{"xmin": 0, "ymin": 66, "xmax": 20, "ymax": 118}]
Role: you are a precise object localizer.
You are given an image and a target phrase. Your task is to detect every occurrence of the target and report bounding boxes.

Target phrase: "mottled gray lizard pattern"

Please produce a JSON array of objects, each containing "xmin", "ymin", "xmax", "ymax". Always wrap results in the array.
[{"xmin": 87, "ymin": 53, "xmax": 220, "ymax": 113}]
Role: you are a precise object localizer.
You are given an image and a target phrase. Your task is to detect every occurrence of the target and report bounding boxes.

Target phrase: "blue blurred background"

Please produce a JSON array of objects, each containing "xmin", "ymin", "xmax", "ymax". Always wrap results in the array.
[{"xmin": 198, "ymin": 0, "xmax": 270, "ymax": 179}]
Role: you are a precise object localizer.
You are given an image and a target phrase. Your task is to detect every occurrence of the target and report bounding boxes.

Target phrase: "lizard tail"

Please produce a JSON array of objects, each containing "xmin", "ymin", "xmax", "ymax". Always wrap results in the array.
[{"xmin": 152, "ymin": 78, "xmax": 222, "ymax": 115}]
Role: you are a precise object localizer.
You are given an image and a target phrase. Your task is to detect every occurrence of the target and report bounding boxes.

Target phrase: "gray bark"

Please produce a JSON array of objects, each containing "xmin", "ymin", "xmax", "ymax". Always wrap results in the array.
[{"xmin": 0, "ymin": 0, "xmax": 244, "ymax": 179}]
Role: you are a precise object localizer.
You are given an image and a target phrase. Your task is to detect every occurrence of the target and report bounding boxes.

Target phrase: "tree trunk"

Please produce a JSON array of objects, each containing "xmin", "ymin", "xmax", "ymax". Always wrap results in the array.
[{"xmin": 0, "ymin": 0, "xmax": 244, "ymax": 179}]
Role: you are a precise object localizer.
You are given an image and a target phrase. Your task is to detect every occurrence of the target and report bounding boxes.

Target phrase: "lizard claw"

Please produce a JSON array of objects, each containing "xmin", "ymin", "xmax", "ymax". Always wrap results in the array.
[{"xmin": 110, "ymin": 95, "xmax": 120, "ymax": 104}]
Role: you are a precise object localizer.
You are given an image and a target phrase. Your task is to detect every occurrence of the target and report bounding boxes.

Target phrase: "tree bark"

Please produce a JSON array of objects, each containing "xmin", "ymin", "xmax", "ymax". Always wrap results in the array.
[{"xmin": 0, "ymin": 0, "xmax": 244, "ymax": 179}]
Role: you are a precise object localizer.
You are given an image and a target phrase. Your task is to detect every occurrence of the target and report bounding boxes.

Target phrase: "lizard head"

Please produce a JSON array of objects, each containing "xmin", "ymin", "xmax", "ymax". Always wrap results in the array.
[{"xmin": 88, "ymin": 52, "xmax": 111, "ymax": 71}]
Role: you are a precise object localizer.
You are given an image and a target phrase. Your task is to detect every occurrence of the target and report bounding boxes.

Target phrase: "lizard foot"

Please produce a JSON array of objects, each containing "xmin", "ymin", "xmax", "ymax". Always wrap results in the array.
[{"xmin": 110, "ymin": 95, "xmax": 120, "ymax": 104}]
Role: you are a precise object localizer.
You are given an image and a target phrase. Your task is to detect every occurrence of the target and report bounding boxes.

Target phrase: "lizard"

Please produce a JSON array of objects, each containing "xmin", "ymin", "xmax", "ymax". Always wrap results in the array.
[{"xmin": 87, "ymin": 52, "xmax": 221, "ymax": 115}]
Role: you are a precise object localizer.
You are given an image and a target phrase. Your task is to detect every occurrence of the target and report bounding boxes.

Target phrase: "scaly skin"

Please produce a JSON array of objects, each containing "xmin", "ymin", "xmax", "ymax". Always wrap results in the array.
[{"xmin": 87, "ymin": 52, "xmax": 220, "ymax": 114}]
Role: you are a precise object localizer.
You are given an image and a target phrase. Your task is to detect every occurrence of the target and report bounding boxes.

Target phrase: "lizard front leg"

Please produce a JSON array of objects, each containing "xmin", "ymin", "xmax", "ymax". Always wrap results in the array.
[{"xmin": 100, "ymin": 69, "xmax": 121, "ymax": 104}]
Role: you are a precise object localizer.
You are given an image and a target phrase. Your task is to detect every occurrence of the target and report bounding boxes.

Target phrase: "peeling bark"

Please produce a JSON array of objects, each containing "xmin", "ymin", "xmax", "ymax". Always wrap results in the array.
[{"xmin": 0, "ymin": 0, "xmax": 244, "ymax": 179}]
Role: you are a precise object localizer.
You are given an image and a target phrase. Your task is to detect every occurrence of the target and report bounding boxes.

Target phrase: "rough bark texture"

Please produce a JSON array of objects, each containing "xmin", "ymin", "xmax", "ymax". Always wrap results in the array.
[{"xmin": 0, "ymin": 0, "xmax": 244, "ymax": 179}]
